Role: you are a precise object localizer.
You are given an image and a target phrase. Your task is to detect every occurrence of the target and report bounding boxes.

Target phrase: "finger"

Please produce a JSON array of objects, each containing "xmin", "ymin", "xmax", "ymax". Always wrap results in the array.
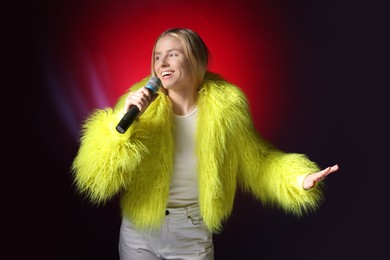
[
  {"xmin": 143, "ymin": 88, "xmax": 153, "ymax": 101},
  {"xmin": 315, "ymin": 167, "xmax": 331, "ymax": 177},
  {"xmin": 330, "ymin": 164, "xmax": 339, "ymax": 173},
  {"xmin": 124, "ymin": 95, "xmax": 139, "ymax": 112},
  {"xmin": 136, "ymin": 91, "xmax": 151, "ymax": 103},
  {"xmin": 308, "ymin": 167, "xmax": 330, "ymax": 183},
  {"xmin": 137, "ymin": 87, "xmax": 152, "ymax": 101},
  {"xmin": 137, "ymin": 90, "xmax": 153, "ymax": 105},
  {"xmin": 313, "ymin": 164, "xmax": 339, "ymax": 182},
  {"xmin": 324, "ymin": 164, "xmax": 339, "ymax": 176},
  {"xmin": 124, "ymin": 95, "xmax": 145, "ymax": 113}
]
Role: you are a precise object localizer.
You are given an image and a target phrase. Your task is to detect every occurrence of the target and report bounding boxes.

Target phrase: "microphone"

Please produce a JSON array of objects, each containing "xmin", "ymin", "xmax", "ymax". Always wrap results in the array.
[{"xmin": 116, "ymin": 76, "xmax": 162, "ymax": 134}]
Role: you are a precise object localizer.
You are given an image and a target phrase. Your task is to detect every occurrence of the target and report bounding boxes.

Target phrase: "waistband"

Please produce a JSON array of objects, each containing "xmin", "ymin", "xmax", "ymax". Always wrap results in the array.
[{"xmin": 165, "ymin": 203, "xmax": 200, "ymax": 218}]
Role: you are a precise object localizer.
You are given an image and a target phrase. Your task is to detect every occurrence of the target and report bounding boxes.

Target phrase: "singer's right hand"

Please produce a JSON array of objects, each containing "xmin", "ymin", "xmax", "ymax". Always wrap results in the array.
[{"xmin": 123, "ymin": 87, "xmax": 158, "ymax": 116}]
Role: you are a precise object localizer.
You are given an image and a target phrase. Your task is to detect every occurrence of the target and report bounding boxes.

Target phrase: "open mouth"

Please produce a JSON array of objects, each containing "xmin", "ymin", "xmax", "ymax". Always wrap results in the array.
[{"xmin": 161, "ymin": 71, "xmax": 174, "ymax": 78}]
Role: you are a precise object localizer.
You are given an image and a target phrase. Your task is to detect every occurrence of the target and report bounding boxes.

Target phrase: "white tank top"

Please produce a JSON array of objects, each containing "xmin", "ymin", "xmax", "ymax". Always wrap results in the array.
[{"xmin": 167, "ymin": 107, "xmax": 199, "ymax": 208}]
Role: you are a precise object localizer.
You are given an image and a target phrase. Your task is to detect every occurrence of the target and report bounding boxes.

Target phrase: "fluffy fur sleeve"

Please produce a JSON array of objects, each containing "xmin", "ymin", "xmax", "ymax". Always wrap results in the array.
[
  {"xmin": 208, "ymin": 75, "xmax": 325, "ymax": 216},
  {"xmin": 71, "ymin": 77, "xmax": 152, "ymax": 204}
]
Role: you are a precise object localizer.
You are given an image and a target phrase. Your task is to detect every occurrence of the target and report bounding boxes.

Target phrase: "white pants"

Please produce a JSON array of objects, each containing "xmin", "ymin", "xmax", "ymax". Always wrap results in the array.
[{"xmin": 119, "ymin": 204, "xmax": 214, "ymax": 260}]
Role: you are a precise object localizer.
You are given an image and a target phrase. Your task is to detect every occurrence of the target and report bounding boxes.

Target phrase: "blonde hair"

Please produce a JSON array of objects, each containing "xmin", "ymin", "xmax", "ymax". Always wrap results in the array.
[{"xmin": 151, "ymin": 28, "xmax": 209, "ymax": 90}]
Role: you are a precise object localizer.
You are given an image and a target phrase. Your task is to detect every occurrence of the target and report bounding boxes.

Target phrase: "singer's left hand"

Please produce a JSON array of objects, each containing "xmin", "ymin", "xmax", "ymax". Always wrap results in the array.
[{"xmin": 303, "ymin": 164, "xmax": 339, "ymax": 190}]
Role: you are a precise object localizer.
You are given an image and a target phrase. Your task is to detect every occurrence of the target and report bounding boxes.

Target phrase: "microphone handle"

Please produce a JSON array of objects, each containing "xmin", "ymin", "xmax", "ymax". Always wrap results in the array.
[{"xmin": 116, "ymin": 88, "xmax": 154, "ymax": 134}]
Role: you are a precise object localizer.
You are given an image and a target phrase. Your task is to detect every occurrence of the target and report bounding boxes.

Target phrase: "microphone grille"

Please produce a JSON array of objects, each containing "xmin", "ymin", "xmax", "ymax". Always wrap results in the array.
[{"xmin": 146, "ymin": 76, "xmax": 162, "ymax": 94}]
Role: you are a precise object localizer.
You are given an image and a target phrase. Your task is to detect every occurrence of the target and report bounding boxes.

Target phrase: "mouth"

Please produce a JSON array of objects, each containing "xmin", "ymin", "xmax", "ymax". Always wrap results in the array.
[{"xmin": 161, "ymin": 71, "xmax": 174, "ymax": 78}]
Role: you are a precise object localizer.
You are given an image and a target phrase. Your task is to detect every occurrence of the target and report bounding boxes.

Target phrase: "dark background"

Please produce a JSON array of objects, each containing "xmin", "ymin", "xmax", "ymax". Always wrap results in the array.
[{"xmin": 10, "ymin": 0, "xmax": 389, "ymax": 259}]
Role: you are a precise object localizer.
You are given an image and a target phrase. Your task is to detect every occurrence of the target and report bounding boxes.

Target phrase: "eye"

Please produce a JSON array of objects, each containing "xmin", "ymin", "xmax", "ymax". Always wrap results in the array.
[{"xmin": 155, "ymin": 56, "xmax": 160, "ymax": 61}]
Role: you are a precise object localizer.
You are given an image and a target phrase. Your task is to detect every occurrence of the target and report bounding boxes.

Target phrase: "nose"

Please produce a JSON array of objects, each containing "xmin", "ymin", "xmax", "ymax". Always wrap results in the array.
[{"xmin": 159, "ymin": 55, "xmax": 169, "ymax": 67}]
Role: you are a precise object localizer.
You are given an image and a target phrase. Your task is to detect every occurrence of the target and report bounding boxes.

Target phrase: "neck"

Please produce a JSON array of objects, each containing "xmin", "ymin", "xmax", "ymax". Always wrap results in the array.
[{"xmin": 168, "ymin": 89, "xmax": 198, "ymax": 116}]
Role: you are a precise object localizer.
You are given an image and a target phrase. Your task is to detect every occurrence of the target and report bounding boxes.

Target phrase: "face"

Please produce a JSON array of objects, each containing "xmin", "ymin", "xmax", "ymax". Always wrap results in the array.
[{"xmin": 154, "ymin": 35, "xmax": 194, "ymax": 93}]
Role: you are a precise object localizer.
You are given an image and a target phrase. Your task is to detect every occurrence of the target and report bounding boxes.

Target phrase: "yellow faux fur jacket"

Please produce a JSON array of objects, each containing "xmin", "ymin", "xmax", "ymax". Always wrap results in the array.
[{"xmin": 72, "ymin": 72, "xmax": 324, "ymax": 233}]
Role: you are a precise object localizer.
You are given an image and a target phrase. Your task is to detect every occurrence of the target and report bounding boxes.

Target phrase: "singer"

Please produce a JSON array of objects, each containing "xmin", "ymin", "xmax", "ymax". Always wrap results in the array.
[{"xmin": 72, "ymin": 28, "xmax": 339, "ymax": 260}]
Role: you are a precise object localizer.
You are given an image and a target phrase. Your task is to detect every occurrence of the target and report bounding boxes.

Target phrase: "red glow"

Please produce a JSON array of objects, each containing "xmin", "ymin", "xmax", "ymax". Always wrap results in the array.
[{"xmin": 52, "ymin": 0, "xmax": 291, "ymax": 137}]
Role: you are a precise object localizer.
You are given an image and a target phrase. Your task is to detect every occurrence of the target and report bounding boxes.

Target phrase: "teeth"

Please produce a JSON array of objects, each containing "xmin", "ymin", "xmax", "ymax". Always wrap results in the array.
[{"xmin": 162, "ymin": 71, "xmax": 172, "ymax": 76}]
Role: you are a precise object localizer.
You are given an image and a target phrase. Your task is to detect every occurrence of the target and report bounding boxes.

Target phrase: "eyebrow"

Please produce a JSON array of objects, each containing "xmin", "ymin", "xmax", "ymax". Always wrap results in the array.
[{"xmin": 154, "ymin": 48, "xmax": 182, "ymax": 55}]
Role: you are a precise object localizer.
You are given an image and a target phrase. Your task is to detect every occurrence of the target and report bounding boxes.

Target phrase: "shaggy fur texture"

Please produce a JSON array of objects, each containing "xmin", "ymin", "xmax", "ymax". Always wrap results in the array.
[{"xmin": 72, "ymin": 72, "xmax": 324, "ymax": 233}]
